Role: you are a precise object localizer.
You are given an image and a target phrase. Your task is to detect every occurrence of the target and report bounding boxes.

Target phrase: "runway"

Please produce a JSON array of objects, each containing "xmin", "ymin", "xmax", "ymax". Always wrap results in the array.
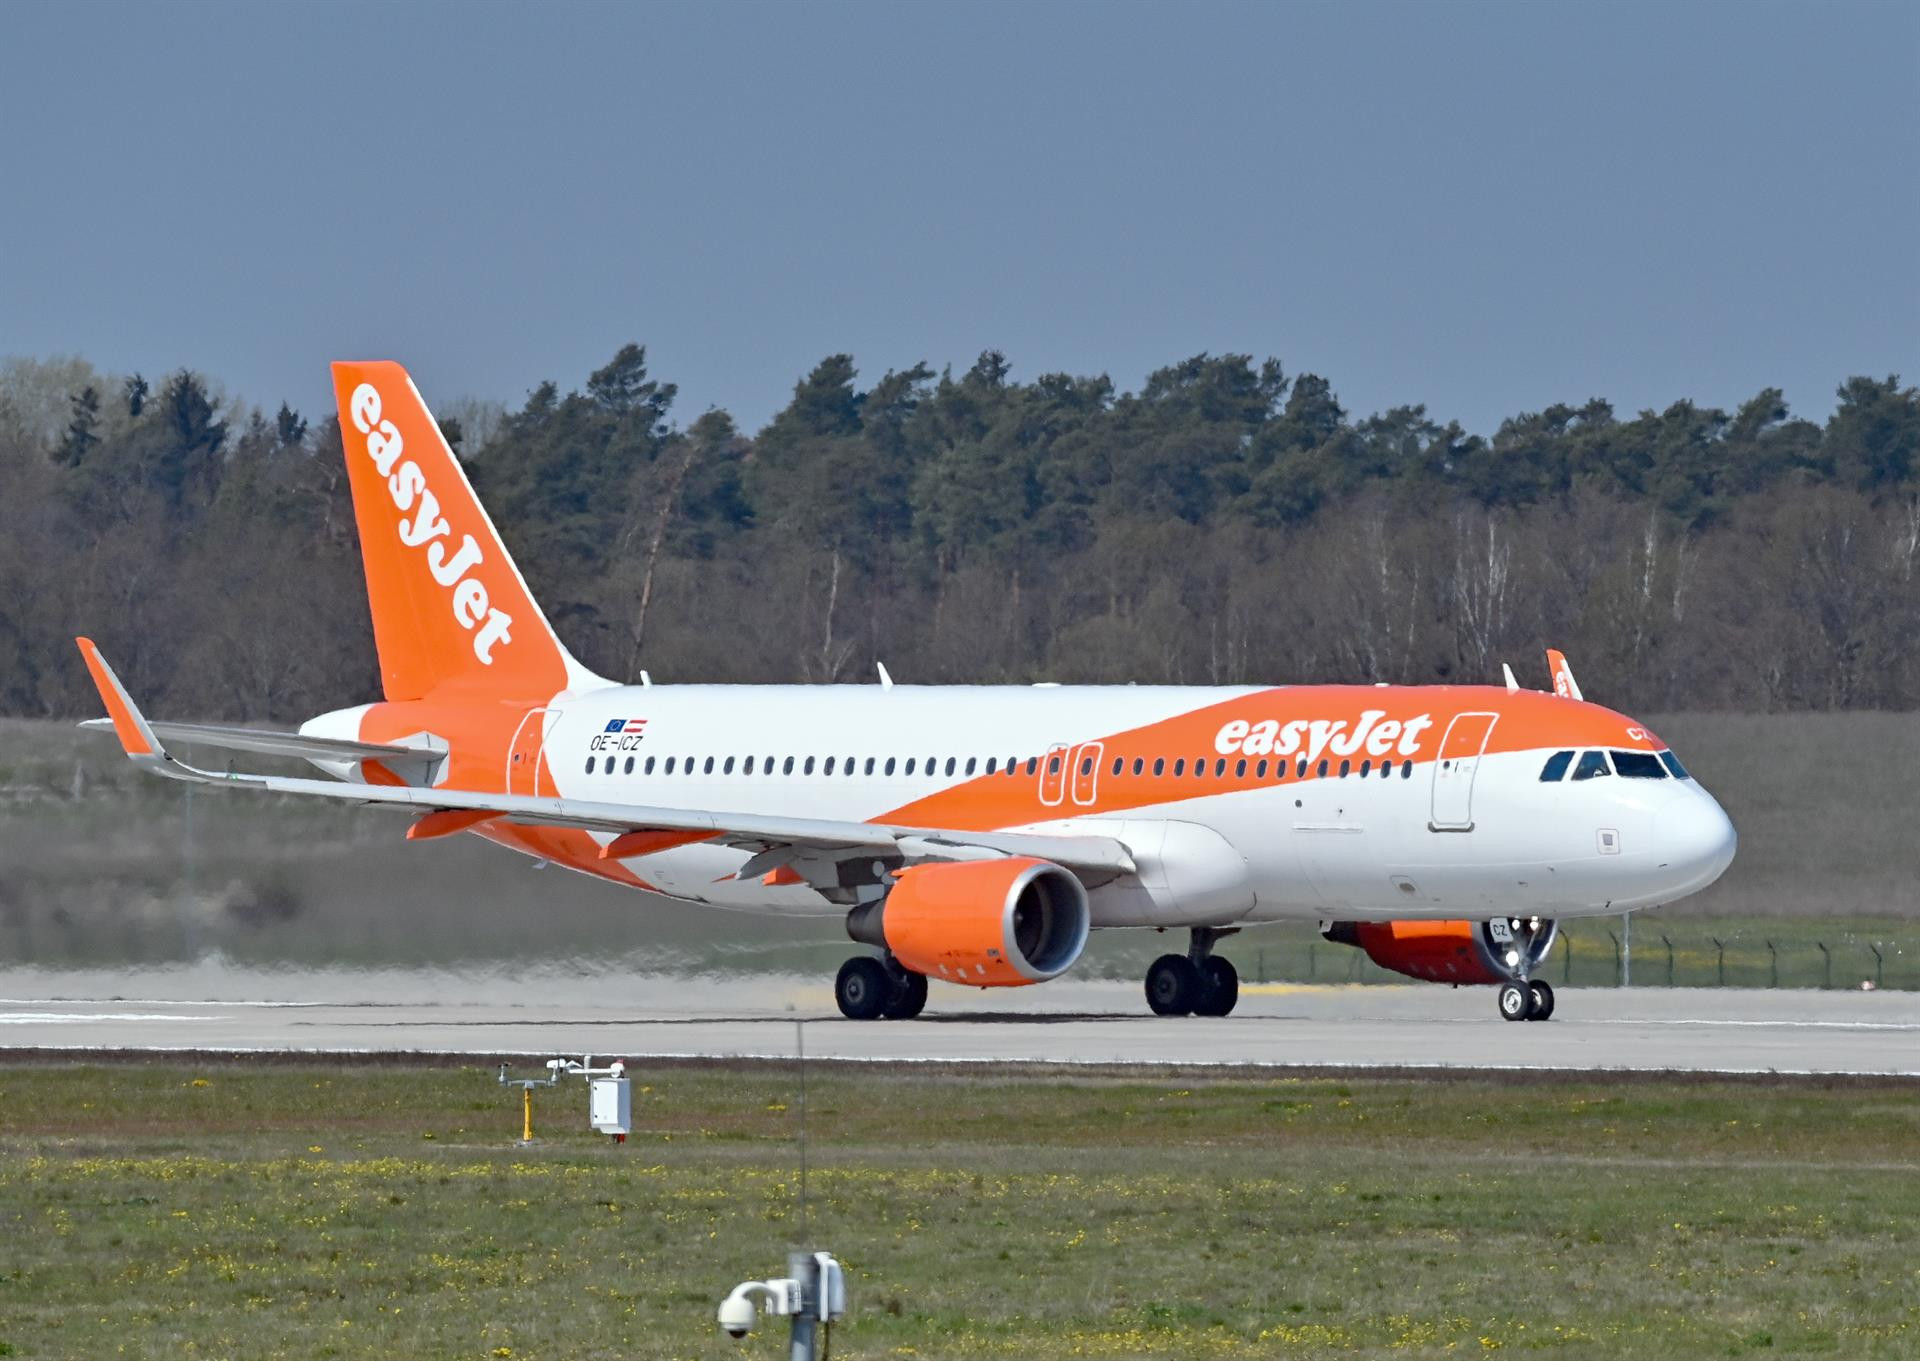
[{"xmin": 1, "ymin": 964, "xmax": 1915, "ymax": 1075}]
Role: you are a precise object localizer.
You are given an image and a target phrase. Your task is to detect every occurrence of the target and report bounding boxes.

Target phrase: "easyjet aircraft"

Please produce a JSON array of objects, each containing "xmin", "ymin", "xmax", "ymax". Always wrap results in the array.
[{"xmin": 76, "ymin": 361, "xmax": 1737, "ymax": 1023}]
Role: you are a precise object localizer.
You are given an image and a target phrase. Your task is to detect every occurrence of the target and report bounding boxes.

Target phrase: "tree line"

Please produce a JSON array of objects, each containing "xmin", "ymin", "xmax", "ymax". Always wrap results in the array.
[{"xmin": 1, "ymin": 346, "xmax": 1915, "ymax": 721}]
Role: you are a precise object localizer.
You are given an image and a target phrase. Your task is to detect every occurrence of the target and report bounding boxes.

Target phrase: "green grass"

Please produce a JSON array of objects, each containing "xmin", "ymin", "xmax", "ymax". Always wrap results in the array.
[{"xmin": 0, "ymin": 1060, "xmax": 1916, "ymax": 1359}]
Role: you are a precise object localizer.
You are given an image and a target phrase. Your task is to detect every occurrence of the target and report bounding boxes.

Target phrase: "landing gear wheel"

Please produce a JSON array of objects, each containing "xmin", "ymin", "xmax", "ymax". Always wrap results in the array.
[
  {"xmin": 1497, "ymin": 980, "xmax": 1531, "ymax": 1022},
  {"xmin": 1526, "ymin": 979, "xmax": 1555, "ymax": 1022},
  {"xmin": 1146, "ymin": 954, "xmax": 1201, "ymax": 1016},
  {"xmin": 1193, "ymin": 957, "xmax": 1239, "ymax": 1017},
  {"xmin": 882, "ymin": 969, "xmax": 928, "ymax": 1020},
  {"xmin": 835, "ymin": 957, "xmax": 891, "ymax": 1020}
]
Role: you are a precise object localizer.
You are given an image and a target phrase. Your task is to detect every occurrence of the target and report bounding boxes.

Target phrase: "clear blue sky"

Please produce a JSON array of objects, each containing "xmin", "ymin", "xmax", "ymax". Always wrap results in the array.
[{"xmin": 2, "ymin": 0, "xmax": 1913, "ymax": 436}]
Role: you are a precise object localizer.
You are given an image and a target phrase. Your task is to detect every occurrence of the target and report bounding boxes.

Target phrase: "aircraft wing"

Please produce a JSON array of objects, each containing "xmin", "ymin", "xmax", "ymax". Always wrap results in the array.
[
  {"xmin": 74, "ymin": 639, "xmax": 1136, "ymax": 881},
  {"xmin": 76, "ymin": 717, "xmax": 446, "ymax": 782}
]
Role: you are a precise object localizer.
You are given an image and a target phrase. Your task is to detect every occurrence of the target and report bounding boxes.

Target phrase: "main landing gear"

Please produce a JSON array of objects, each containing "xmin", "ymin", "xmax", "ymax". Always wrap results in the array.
[
  {"xmin": 1497, "ymin": 978, "xmax": 1555, "ymax": 1022},
  {"xmin": 1146, "ymin": 927, "xmax": 1240, "ymax": 1018},
  {"xmin": 835, "ymin": 955, "xmax": 928, "ymax": 1021}
]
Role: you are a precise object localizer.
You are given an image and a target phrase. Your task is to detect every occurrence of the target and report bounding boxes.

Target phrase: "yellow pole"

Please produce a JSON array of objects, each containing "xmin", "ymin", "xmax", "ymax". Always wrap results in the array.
[{"xmin": 522, "ymin": 1086, "xmax": 533, "ymax": 1143}]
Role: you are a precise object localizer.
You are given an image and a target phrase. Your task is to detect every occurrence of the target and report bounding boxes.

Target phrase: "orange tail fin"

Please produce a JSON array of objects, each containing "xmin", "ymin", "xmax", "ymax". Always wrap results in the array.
[{"xmin": 331, "ymin": 361, "xmax": 594, "ymax": 701}]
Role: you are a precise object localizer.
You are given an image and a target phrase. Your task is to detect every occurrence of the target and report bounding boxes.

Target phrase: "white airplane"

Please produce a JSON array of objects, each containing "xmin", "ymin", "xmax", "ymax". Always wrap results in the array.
[{"xmin": 78, "ymin": 361, "xmax": 1737, "ymax": 1023}]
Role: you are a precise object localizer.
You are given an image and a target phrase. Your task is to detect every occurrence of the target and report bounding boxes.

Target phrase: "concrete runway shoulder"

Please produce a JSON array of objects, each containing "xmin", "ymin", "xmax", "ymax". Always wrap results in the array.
[{"xmin": 1, "ymin": 966, "xmax": 1915, "ymax": 1075}]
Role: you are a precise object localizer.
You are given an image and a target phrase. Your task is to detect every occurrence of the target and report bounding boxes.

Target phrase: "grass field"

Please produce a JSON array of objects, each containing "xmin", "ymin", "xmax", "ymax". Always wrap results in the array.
[{"xmin": 0, "ymin": 1059, "xmax": 1915, "ymax": 1359}]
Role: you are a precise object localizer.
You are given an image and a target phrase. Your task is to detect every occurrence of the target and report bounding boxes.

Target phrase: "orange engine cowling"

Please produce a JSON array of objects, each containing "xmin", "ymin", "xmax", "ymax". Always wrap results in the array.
[
  {"xmin": 846, "ymin": 857, "xmax": 1090, "ymax": 987},
  {"xmin": 1322, "ymin": 918, "xmax": 1558, "ymax": 984}
]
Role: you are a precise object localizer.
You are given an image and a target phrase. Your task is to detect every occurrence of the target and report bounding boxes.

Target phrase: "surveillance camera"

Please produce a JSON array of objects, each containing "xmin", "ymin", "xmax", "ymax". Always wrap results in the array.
[{"xmin": 717, "ymin": 1289, "xmax": 756, "ymax": 1339}]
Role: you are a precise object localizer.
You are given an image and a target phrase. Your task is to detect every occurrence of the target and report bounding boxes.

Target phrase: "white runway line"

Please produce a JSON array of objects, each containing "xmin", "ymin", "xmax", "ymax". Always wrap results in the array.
[{"xmin": 0, "ymin": 1012, "xmax": 212, "ymax": 1025}]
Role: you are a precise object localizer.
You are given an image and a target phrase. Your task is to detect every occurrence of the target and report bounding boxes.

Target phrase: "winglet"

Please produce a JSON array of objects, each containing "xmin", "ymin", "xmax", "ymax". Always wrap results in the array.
[
  {"xmin": 1545, "ymin": 648, "xmax": 1584, "ymax": 701},
  {"xmin": 1501, "ymin": 662, "xmax": 1520, "ymax": 694},
  {"xmin": 74, "ymin": 638, "xmax": 166, "ymax": 761}
]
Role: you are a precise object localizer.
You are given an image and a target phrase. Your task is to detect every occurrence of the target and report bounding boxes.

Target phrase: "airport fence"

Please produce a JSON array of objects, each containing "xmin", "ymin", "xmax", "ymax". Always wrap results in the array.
[{"xmin": 1234, "ymin": 922, "xmax": 1920, "ymax": 992}]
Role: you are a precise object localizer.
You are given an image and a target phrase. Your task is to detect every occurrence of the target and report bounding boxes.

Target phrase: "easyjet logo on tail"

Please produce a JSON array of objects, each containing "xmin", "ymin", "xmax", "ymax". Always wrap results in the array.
[
  {"xmin": 1214, "ymin": 710, "xmax": 1435, "ymax": 763},
  {"xmin": 349, "ymin": 383, "xmax": 514, "ymax": 666}
]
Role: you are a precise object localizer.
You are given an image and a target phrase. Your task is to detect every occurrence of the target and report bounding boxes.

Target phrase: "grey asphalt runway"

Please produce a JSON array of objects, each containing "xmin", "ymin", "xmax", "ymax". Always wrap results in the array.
[{"xmin": 1, "ymin": 964, "xmax": 1915, "ymax": 1074}]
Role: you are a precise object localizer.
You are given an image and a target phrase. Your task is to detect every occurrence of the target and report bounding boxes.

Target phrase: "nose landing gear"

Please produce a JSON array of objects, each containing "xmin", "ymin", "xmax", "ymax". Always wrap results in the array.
[
  {"xmin": 1498, "ymin": 977, "xmax": 1556, "ymax": 1022},
  {"xmin": 1145, "ymin": 927, "xmax": 1240, "ymax": 1017}
]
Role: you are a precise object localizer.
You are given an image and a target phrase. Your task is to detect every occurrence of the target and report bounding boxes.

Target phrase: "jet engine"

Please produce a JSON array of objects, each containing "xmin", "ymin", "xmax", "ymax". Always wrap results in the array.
[
  {"xmin": 1321, "ymin": 917, "xmax": 1558, "ymax": 984},
  {"xmin": 846, "ymin": 856, "xmax": 1090, "ymax": 986}
]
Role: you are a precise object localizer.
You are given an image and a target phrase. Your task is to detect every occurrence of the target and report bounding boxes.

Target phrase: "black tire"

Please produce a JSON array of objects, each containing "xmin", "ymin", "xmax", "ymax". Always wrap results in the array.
[
  {"xmin": 1146, "ymin": 954, "xmax": 1201, "ymax": 1016},
  {"xmin": 882, "ymin": 969, "xmax": 928, "ymax": 1020},
  {"xmin": 836, "ymin": 957, "xmax": 890, "ymax": 1020},
  {"xmin": 1193, "ymin": 957, "xmax": 1239, "ymax": 1017},
  {"xmin": 1527, "ymin": 979, "xmax": 1555, "ymax": 1022},
  {"xmin": 1497, "ymin": 980, "xmax": 1531, "ymax": 1022}
]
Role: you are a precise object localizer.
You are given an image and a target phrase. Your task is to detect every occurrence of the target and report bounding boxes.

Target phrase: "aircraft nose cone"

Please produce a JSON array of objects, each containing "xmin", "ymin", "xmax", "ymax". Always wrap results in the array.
[{"xmin": 1662, "ymin": 792, "xmax": 1737, "ymax": 894}]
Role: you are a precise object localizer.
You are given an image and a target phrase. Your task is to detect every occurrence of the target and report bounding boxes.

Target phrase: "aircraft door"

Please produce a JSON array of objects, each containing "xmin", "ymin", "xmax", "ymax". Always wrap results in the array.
[
  {"xmin": 1070, "ymin": 741, "xmax": 1104, "ymax": 806},
  {"xmin": 507, "ymin": 707, "xmax": 563, "ymax": 796},
  {"xmin": 1429, "ymin": 712, "xmax": 1497, "ymax": 831},
  {"xmin": 1038, "ymin": 742, "xmax": 1070, "ymax": 806}
]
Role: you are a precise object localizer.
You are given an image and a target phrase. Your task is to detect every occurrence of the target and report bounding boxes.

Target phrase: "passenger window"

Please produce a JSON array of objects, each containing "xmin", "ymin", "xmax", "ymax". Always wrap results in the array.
[
  {"xmin": 1026, "ymin": 757, "xmax": 1038, "ymax": 776},
  {"xmin": 1298, "ymin": 758, "xmax": 1309, "ymax": 778},
  {"xmin": 625, "ymin": 756, "xmax": 635, "ymax": 774},
  {"xmin": 1215, "ymin": 758, "xmax": 1227, "ymax": 777},
  {"xmin": 1611, "ymin": 750, "xmax": 1666, "ymax": 779},
  {"xmin": 1235, "ymin": 758, "xmax": 1247, "ymax": 777},
  {"xmin": 1047, "ymin": 755, "xmax": 1061, "ymax": 775},
  {"xmin": 1400, "ymin": 761, "xmax": 1412, "ymax": 779},
  {"xmin": 1193, "ymin": 759, "xmax": 1205, "ymax": 778},
  {"xmin": 1153, "ymin": 758, "xmax": 1166, "ymax": 776},
  {"xmin": 1359, "ymin": 760, "xmax": 1370, "ymax": 777},
  {"xmin": 1256, "ymin": 759, "xmax": 1268, "ymax": 778},
  {"xmin": 685, "ymin": 757, "xmax": 695, "ymax": 775},
  {"xmin": 743, "ymin": 756, "xmax": 755, "ymax": 775},
  {"xmin": 663, "ymin": 757, "xmax": 674, "ymax": 775},
  {"xmin": 1571, "ymin": 751, "xmax": 1612, "ymax": 780},
  {"xmin": 783, "ymin": 756, "xmax": 795, "ymax": 775},
  {"xmin": 905, "ymin": 758, "xmax": 916, "ymax": 776},
  {"xmin": 1539, "ymin": 750, "xmax": 1575, "ymax": 782},
  {"xmin": 1080, "ymin": 756, "xmax": 1093, "ymax": 776},
  {"xmin": 585, "ymin": 757, "xmax": 596, "ymax": 774},
  {"xmin": 1173, "ymin": 759, "xmax": 1186, "ymax": 776},
  {"xmin": 865, "ymin": 757, "xmax": 876, "ymax": 776},
  {"xmin": 1659, "ymin": 751, "xmax": 1690, "ymax": 780},
  {"xmin": 1132, "ymin": 757, "xmax": 1144, "ymax": 776},
  {"xmin": 966, "ymin": 757, "xmax": 977, "ymax": 775},
  {"xmin": 823, "ymin": 757, "xmax": 835, "ymax": 776},
  {"xmin": 1317, "ymin": 759, "xmax": 1329, "ymax": 778},
  {"xmin": 1378, "ymin": 760, "xmax": 1391, "ymax": 777},
  {"xmin": 884, "ymin": 757, "xmax": 896, "ymax": 776},
  {"xmin": 644, "ymin": 756, "xmax": 656, "ymax": 775},
  {"xmin": 723, "ymin": 756, "xmax": 735, "ymax": 775},
  {"xmin": 946, "ymin": 757, "xmax": 957, "ymax": 776},
  {"xmin": 1339, "ymin": 760, "xmax": 1350, "ymax": 778},
  {"xmin": 803, "ymin": 757, "xmax": 814, "ymax": 775}
]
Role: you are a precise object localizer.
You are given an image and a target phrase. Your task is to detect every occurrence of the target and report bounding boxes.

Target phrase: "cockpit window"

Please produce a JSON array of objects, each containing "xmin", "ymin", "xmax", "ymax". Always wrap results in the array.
[
  {"xmin": 1571, "ymin": 750, "xmax": 1612, "ymax": 781},
  {"xmin": 1539, "ymin": 750, "xmax": 1574, "ymax": 782},
  {"xmin": 1611, "ymin": 750, "xmax": 1667, "ymax": 779},
  {"xmin": 1659, "ymin": 750, "xmax": 1691, "ymax": 780}
]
